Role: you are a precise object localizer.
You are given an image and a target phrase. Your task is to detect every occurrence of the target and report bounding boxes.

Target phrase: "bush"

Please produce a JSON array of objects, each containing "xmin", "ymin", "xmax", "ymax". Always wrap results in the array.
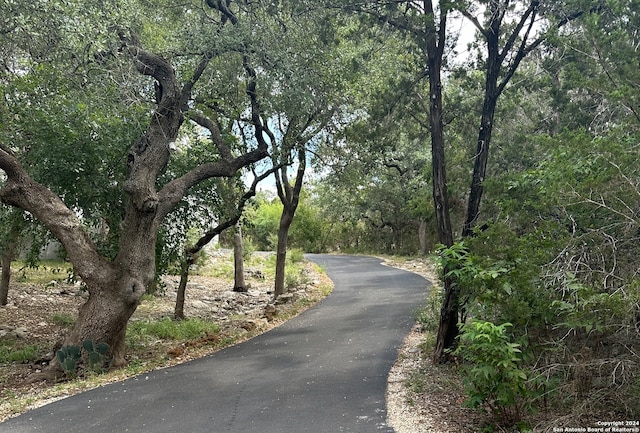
[
  {"xmin": 287, "ymin": 248, "xmax": 305, "ymax": 263},
  {"xmin": 415, "ymin": 287, "xmax": 443, "ymax": 333},
  {"xmin": 455, "ymin": 320, "xmax": 533, "ymax": 428}
]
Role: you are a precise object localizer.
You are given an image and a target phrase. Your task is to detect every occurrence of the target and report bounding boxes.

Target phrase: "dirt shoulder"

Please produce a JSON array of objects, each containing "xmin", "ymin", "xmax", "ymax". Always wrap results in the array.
[{"xmin": 383, "ymin": 257, "xmax": 485, "ymax": 433}]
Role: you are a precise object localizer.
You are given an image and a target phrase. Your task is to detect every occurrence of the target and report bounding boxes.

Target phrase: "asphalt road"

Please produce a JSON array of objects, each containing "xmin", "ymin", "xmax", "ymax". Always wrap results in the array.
[{"xmin": 0, "ymin": 254, "xmax": 430, "ymax": 433}]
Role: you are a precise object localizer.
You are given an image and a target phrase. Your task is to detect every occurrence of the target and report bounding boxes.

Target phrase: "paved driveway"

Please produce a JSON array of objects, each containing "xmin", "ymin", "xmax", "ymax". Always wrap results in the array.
[{"xmin": 0, "ymin": 254, "xmax": 429, "ymax": 433}]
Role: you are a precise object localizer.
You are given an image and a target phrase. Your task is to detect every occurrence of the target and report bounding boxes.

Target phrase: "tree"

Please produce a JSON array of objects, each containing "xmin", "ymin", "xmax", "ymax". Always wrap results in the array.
[
  {"xmin": 335, "ymin": 0, "xmax": 601, "ymax": 361},
  {"xmin": 0, "ymin": 1, "xmax": 276, "ymax": 377},
  {"xmin": 0, "ymin": 209, "xmax": 24, "ymax": 306},
  {"xmin": 232, "ymin": 221, "xmax": 247, "ymax": 292},
  {"xmin": 173, "ymin": 168, "xmax": 276, "ymax": 320},
  {"xmin": 246, "ymin": 6, "xmax": 358, "ymax": 298},
  {"xmin": 272, "ymin": 144, "xmax": 307, "ymax": 297},
  {"xmin": 459, "ymin": 0, "xmax": 597, "ymax": 236}
]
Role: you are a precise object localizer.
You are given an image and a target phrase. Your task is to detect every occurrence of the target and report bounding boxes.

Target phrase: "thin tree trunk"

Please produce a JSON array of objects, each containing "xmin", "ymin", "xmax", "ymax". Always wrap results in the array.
[
  {"xmin": 421, "ymin": 0, "xmax": 458, "ymax": 364},
  {"xmin": 462, "ymin": 55, "xmax": 499, "ymax": 237},
  {"xmin": 274, "ymin": 209, "xmax": 294, "ymax": 298},
  {"xmin": 233, "ymin": 222, "xmax": 247, "ymax": 292},
  {"xmin": 418, "ymin": 219, "xmax": 428, "ymax": 256},
  {"xmin": 1, "ymin": 212, "xmax": 24, "ymax": 306},
  {"xmin": 432, "ymin": 272, "xmax": 459, "ymax": 363},
  {"xmin": 0, "ymin": 239, "xmax": 17, "ymax": 306},
  {"xmin": 174, "ymin": 255, "xmax": 193, "ymax": 320},
  {"xmin": 173, "ymin": 169, "xmax": 277, "ymax": 318},
  {"xmin": 272, "ymin": 142, "xmax": 305, "ymax": 299}
]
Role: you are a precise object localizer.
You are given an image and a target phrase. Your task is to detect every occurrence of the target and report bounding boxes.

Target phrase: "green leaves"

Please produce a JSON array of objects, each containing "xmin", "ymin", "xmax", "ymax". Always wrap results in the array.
[{"xmin": 455, "ymin": 320, "xmax": 532, "ymax": 425}]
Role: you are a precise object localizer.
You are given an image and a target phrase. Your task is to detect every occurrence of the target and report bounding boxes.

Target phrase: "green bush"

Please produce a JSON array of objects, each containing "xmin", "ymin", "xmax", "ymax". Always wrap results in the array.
[
  {"xmin": 455, "ymin": 320, "xmax": 532, "ymax": 428},
  {"xmin": 287, "ymin": 248, "xmax": 305, "ymax": 263}
]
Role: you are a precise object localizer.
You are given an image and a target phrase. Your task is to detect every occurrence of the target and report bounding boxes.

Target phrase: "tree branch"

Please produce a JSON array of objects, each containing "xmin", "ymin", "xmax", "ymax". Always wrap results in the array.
[
  {"xmin": 156, "ymin": 144, "xmax": 269, "ymax": 221},
  {"xmin": 189, "ymin": 112, "xmax": 233, "ymax": 161},
  {"xmin": 0, "ymin": 148, "xmax": 113, "ymax": 286},
  {"xmin": 185, "ymin": 164, "xmax": 280, "ymax": 257}
]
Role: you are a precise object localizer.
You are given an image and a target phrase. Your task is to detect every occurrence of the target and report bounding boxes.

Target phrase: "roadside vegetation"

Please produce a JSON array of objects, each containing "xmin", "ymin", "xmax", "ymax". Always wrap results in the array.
[{"xmin": 0, "ymin": 251, "xmax": 333, "ymax": 421}]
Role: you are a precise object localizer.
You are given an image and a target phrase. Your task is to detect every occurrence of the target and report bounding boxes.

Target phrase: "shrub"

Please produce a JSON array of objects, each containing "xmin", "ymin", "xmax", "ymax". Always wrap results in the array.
[{"xmin": 455, "ymin": 320, "xmax": 532, "ymax": 428}]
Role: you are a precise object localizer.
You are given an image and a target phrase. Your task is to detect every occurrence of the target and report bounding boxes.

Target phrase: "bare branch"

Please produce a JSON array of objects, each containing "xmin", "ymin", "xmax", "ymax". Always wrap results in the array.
[{"xmin": 185, "ymin": 164, "xmax": 281, "ymax": 257}]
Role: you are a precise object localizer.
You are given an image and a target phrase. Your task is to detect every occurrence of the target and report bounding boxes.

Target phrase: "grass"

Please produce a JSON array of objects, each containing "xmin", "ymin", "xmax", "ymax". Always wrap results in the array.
[
  {"xmin": 0, "ymin": 342, "xmax": 47, "ymax": 364},
  {"xmin": 127, "ymin": 318, "xmax": 220, "ymax": 344},
  {"xmin": 13, "ymin": 260, "xmax": 74, "ymax": 285},
  {"xmin": 196, "ymin": 259, "xmax": 235, "ymax": 279},
  {"xmin": 51, "ymin": 313, "xmax": 75, "ymax": 327}
]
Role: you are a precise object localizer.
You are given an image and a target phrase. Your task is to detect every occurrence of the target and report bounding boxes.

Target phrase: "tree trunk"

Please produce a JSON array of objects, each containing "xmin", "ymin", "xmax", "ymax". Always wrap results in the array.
[
  {"xmin": 1, "ymin": 212, "xmax": 24, "ymax": 306},
  {"xmin": 0, "ymin": 238, "xmax": 17, "ymax": 306},
  {"xmin": 418, "ymin": 218, "xmax": 428, "ymax": 256},
  {"xmin": 53, "ymin": 210, "xmax": 159, "ymax": 376},
  {"xmin": 174, "ymin": 255, "xmax": 193, "ymax": 320},
  {"xmin": 462, "ymin": 64, "xmax": 499, "ymax": 237},
  {"xmin": 272, "ymin": 141, "xmax": 306, "ymax": 298},
  {"xmin": 432, "ymin": 273, "xmax": 458, "ymax": 363},
  {"xmin": 233, "ymin": 222, "xmax": 247, "ymax": 292},
  {"xmin": 422, "ymin": 0, "xmax": 457, "ymax": 364},
  {"xmin": 65, "ymin": 278, "xmax": 143, "ymax": 367},
  {"xmin": 274, "ymin": 208, "xmax": 294, "ymax": 298}
]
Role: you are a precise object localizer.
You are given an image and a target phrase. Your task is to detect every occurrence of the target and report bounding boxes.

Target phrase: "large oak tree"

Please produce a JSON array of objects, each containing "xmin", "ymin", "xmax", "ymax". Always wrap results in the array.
[{"xmin": 0, "ymin": 1, "xmax": 275, "ymax": 377}]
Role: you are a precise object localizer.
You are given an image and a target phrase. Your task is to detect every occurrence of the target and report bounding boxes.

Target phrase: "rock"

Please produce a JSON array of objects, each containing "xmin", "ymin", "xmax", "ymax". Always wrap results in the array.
[
  {"xmin": 264, "ymin": 304, "xmax": 277, "ymax": 321},
  {"xmin": 275, "ymin": 293, "xmax": 297, "ymax": 305},
  {"xmin": 14, "ymin": 327, "xmax": 28, "ymax": 339},
  {"xmin": 240, "ymin": 320, "xmax": 257, "ymax": 331},
  {"xmin": 245, "ymin": 268, "xmax": 265, "ymax": 280},
  {"xmin": 190, "ymin": 300, "xmax": 208, "ymax": 310}
]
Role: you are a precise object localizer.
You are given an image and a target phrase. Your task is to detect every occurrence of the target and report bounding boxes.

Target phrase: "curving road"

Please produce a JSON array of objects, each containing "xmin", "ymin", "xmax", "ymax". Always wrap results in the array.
[{"xmin": 0, "ymin": 255, "xmax": 429, "ymax": 433}]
